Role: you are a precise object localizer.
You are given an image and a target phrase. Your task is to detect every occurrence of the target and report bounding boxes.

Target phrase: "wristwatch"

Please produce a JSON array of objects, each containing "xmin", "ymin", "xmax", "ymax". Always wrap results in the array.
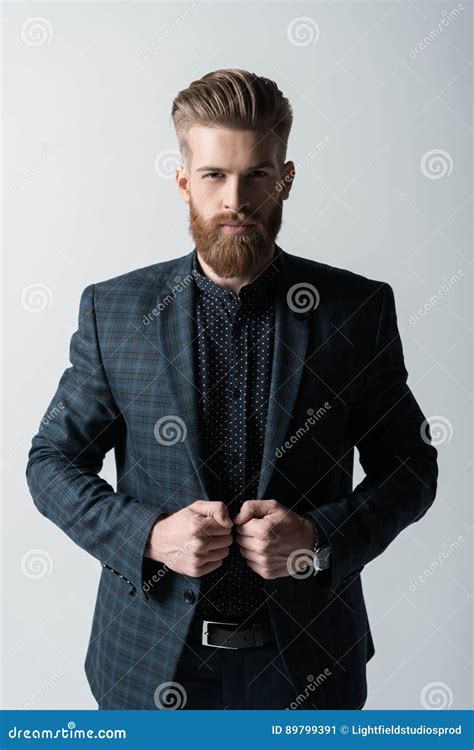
[{"xmin": 310, "ymin": 520, "xmax": 332, "ymax": 572}]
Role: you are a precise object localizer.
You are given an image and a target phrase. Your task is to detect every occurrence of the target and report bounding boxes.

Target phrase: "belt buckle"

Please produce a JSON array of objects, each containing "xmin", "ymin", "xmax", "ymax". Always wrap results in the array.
[{"xmin": 202, "ymin": 620, "xmax": 240, "ymax": 649}]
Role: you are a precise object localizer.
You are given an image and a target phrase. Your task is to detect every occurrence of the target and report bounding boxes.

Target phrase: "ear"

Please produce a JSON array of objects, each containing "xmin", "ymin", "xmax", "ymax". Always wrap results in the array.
[
  {"xmin": 279, "ymin": 160, "xmax": 295, "ymax": 201},
  {"xmin": 175, "ymin": 162, "xmax": 190, "ymax": 205}
]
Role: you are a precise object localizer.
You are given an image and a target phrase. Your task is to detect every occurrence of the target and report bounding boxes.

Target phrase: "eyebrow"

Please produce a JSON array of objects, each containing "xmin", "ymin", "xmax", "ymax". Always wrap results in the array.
[{"xmin": 196, "ymin": 161, "xmax": 276, "ymax": 173}]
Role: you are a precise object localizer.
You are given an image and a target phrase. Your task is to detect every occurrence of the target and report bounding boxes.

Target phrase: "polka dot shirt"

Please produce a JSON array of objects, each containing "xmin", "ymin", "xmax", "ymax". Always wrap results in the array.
[{"xmin": 191, "ymin": 244, "xmax": 282, "ymax": 623}]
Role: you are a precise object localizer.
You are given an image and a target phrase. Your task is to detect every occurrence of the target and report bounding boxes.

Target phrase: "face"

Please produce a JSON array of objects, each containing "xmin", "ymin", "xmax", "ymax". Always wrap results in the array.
[{"xmin": 176, "ymin": 126, "xmax": 295, "ymax": 278}]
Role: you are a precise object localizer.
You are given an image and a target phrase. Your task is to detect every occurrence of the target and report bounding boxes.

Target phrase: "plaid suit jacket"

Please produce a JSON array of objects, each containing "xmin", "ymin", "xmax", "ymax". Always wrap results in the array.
[{"xmin": 26, "ymin": 246, "xmax": 438, "ymax": 709}]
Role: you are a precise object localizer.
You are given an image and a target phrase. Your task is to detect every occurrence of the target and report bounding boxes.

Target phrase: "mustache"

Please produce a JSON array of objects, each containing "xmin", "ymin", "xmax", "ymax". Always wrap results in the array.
[{"xmin": 213, "ymin": 214, "xmax": 260, "ymax": 226}]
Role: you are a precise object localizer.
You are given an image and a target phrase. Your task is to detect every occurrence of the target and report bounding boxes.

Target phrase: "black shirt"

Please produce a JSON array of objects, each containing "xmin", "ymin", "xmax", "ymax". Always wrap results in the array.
[{"xmin": 191, "ymin": 244, "xmax": 282, "ymax": 622}]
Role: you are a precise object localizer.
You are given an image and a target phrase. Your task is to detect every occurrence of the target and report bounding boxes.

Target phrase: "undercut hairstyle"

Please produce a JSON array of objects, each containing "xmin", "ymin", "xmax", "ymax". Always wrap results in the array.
[{"xmin": 171, "ymin": 68, "xmax": 293, "ymax": 169}]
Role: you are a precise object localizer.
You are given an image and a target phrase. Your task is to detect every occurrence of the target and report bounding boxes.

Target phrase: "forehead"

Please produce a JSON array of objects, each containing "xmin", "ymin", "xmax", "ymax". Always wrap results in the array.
[{"xmin": 187, "ymin": 125, "xmax": 279, "ymax": 168}]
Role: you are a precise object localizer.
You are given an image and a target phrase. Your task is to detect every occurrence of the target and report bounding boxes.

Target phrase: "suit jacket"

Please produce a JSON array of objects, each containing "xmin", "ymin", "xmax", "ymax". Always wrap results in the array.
[{"xmin": 26, "ymin": 246, "xmax": 438, "ymax": 709}]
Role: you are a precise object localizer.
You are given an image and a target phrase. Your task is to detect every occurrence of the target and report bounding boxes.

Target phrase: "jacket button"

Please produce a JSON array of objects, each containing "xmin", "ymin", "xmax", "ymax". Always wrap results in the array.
[{"xmin": 183, "ymin": 589, "xmax": 195, "ymax": 604}]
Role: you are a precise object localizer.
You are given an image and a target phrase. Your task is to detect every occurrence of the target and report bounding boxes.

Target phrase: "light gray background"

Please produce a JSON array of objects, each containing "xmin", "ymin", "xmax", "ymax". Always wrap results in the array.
[{"xmin": 3, "ymin": 0, "xmax": 472, "ymax": 710}]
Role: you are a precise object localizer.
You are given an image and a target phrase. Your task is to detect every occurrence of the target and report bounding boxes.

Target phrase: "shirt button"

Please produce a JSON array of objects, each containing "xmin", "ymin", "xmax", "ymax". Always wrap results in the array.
[
  {"xmin": 233, "ymin": 387, "xmax": 241, "ymax": 399},
  {"xmin": 232, "ymin": 451, "xmax": 240, "ymax": 464},
  {"xmin": 183, "ymin": 589, "xmax": 195, "ymax": 604}
]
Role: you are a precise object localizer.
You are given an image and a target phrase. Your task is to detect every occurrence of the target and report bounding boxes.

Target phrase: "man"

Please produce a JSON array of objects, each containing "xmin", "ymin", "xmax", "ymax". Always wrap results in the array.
[{"xmin": 26, "ymin": 68, "xmax": 438, "ymax": 710}]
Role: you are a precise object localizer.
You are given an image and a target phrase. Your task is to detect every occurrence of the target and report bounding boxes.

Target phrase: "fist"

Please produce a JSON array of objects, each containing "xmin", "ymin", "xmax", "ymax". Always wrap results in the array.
[
  {"xmin": 145, "ymin": 500, "xmax": 233, "ymax": 577},
  {"xmin": 233, "ymin": 499, "xmax": 316, "ymax": 579}
]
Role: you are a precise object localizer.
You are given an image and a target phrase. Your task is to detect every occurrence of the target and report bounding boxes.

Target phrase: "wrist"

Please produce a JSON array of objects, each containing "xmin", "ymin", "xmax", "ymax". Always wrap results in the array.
[
  {"xmin": 144, "ymin": 513, "xmax": 169, "ymax": 561},
  {"xmin": 302, "ymin": 517, "xmax": 318, "ymax": 551}
]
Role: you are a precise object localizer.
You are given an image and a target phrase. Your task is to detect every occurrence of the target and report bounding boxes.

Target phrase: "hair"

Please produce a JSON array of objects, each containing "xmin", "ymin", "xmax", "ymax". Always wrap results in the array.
[{"xmin": 171, "ymin": 68, "xmax": 293, "ymax": 169}]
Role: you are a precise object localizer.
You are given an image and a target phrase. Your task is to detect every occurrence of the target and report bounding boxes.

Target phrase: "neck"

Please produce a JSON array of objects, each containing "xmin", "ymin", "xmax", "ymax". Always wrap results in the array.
[{"xmin": 196, "ymin": 246, "xmax": 275, "ymax": 294}]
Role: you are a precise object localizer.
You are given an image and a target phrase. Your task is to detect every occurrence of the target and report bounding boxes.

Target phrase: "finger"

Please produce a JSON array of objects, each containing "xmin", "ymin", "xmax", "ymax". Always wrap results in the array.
[
  {"xmin": 238, "ymin": 546, "xmax": 264, "ymax": 563},
  {"xmin": 202, "ymin": 535, "xmax": 233, "ymax": 552},
  {"xmin": 196, "ymin": 548, "xmax": 230, "ymax": 564},
  {"xmin": 245, "ymin": 559, "xmax": 279, "ymax": 579},
  {"xmin": 235, "ymin": 532, "xmax": 261, "ymax": 552},
  {"xmin": 198, "ymin": 518, "xmax": 233, "ymax": 539},
  {"xmin": 233, "ymin": 499, "xmax": 275, "ymax": 525},
  {"xmin": 192, "ymin": 500, "xmax": 233, "ymax": 528},
  {"xmin": 235, "ymin": 517, "xmax": 267, "ymax": 538},
  {"xmin": 191, "ymin": 560, "xmax": 224, "ymax": 577}
]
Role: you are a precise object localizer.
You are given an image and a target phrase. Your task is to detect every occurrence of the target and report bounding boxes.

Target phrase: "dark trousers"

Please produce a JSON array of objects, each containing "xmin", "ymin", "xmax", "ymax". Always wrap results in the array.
[{"xmin": 171, "ymin": 636, "xmax": 299, "ymax": 710}]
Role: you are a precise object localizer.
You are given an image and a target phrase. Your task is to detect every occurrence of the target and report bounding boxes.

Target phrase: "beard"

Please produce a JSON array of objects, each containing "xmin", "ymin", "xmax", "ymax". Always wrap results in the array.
[{"xmin": 188, "ymin": 194, "xmax": 283, "ymax": 278}]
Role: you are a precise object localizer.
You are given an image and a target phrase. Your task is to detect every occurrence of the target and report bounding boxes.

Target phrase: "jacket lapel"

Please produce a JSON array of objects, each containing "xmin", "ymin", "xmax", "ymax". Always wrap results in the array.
[
  {"xmin": 154, "ymin": 252, "xmax": 214, "ymax": 501},
  {"xmin": 256, "ymin": 250, "xmax": 311, "ymax": 499}
]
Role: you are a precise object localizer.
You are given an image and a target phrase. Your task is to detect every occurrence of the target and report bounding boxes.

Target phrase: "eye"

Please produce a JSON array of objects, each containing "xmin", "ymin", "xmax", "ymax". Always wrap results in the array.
[{"xmin": 202, "ymin": 170, "xmax": 268, "ymax": 180}]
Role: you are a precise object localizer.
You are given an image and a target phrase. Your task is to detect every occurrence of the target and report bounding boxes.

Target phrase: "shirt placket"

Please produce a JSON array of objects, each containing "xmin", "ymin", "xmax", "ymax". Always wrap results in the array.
[{"xmin": 225, "ymin": 293, "xmax": 247, "ymax": 519}]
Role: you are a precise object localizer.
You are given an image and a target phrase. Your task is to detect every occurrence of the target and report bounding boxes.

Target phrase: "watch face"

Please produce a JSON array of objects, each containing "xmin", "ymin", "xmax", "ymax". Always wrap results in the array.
[{"xmin": 314, "ymin": 546, "xmax": 331, "ymax": 570}]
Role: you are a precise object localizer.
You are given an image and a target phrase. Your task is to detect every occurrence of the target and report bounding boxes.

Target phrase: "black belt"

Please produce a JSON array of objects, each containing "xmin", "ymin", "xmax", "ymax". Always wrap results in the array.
[{"xmin": 188, "ymin": 617, "xmax": 276, "ymax": 649}]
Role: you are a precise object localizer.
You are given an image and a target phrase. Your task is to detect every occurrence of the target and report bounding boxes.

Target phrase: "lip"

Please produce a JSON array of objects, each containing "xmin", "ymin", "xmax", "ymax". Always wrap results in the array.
[{"xmin": 220, "ymin": 223, "xmax": 256, "ymax": 235}]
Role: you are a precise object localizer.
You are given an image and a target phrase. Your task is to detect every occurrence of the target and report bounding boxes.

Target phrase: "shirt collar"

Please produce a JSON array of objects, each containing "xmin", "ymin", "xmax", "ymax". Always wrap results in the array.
[{"xmin": 191, "ymin": 244, "xmax": 282, "ymax": 307}]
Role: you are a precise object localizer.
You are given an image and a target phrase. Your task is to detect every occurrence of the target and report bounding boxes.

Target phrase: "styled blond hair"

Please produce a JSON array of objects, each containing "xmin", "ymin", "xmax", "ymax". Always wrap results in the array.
[{"xmin": 171, "ymin": 68, "xmax": 293, "ymax": 168}]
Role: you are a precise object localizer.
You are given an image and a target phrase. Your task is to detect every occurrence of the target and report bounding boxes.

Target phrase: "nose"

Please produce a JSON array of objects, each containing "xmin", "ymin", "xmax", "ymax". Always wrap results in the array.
[{"xmin": 222, "ymin": 180, "xmax": 250, "ymax": 215}]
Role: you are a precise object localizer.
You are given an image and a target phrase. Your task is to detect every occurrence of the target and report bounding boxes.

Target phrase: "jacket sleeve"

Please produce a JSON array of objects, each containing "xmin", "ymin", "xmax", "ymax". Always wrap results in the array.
[
  {"xmin": 305, "ymin": 282, "xmax": 438, "ymax": 593},
  {"xmin": 26, "ymin": 283, "xmax": 164, "ymax": 598}
]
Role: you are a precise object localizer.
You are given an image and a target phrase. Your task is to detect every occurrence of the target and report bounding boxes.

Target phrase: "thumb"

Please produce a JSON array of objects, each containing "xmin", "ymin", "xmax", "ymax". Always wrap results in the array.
[
  {"xmin": 234, "ymin": 499, "xmax": 269, "ymax": 525},
  {"xmin": 191, "ymin": 500, "xmax": 233, "ymax": 528}
]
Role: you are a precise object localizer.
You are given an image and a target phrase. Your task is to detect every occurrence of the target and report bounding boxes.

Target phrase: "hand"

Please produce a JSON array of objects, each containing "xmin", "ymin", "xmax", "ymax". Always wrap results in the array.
[
  {"xmin": 145, "ymin": 500, "xmax": 233, "ymax": 577},
  {"xmin": 233, "ymin": 499, "xmax": 316, "ymax": 579}
]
